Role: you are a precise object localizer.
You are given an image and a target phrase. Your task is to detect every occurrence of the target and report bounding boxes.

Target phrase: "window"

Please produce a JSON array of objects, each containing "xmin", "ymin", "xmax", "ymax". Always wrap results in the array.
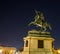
[
  {"xmin": 38, "ymin": 40, "xmax": 44, "ymax": 48},
  {"xmin": 25, "ymin": 40, "xmax": 28, "ymax": 47}
]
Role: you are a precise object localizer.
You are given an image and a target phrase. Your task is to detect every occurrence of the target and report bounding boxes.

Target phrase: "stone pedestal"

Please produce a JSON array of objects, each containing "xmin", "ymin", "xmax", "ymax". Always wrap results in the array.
[
  {"xmin": 21, "ymin": 30, "xmax": 54, "ymax": 54},
  {"xmin": 28, "ymin": 30, "xmax": 51, "ymax": 37}
]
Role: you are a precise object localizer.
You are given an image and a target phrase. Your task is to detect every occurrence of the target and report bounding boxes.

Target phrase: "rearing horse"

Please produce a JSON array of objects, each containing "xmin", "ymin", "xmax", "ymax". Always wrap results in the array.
[{"xmin": 29, "ymin": 10, "xmax": 52, "ymax": 31}]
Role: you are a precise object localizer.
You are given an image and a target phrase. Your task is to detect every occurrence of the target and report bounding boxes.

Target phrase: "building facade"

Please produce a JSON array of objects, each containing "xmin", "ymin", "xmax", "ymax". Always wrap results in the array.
[{"xmin": 0, "ymin": 46, "xmax": 17, "ymax": 54}]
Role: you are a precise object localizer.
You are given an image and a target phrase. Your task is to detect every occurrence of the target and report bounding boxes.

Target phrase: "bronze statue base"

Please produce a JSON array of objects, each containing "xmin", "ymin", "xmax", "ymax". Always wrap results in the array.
[{"xmin": 28, "ymin": 30, "xmax": 51, "ymax": 37}]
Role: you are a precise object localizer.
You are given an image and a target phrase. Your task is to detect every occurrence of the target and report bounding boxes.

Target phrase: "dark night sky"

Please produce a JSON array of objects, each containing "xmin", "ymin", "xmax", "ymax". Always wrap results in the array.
[{"xmin": 0, "ymin": 0, "xmax": 60, "ymax": 49}]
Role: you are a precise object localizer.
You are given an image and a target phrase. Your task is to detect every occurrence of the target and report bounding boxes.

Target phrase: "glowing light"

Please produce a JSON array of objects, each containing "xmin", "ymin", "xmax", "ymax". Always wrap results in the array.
[
  {"xmin": 57, "ymin": 49, "xmax": 60, "ymax": 54},
  {"xmin": 0, "ymin": 49, "xmax": 2, "ymax": 53},
  {"xmin": 10, "ymin": 50, "xmax": 13, "ymax": 53}
]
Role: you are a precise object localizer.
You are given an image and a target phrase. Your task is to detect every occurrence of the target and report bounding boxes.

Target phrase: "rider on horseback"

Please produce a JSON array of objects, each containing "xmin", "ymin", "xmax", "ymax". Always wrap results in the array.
[{"xmin": 29, "ymin": 10, "xmax": 51, "ymax": 32}]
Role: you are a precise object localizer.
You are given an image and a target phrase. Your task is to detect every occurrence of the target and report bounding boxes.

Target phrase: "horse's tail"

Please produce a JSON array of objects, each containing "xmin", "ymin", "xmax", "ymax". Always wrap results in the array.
[{"xmin": 48, "ymin": 23, "xmax": 52, "ymax": 30}]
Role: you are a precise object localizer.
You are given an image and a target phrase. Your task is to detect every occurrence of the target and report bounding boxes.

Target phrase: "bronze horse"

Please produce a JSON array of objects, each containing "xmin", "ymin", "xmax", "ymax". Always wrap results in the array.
[{"xmin": 29, "ymin": 10, "xmax": 51, "ymax": 31}]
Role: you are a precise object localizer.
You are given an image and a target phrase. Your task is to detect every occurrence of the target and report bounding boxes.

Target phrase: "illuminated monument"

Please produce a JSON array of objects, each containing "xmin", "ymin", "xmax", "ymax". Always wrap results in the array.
[{"xmin": 21, "ymin": 10, "xmax": 54, "ymax": 54}]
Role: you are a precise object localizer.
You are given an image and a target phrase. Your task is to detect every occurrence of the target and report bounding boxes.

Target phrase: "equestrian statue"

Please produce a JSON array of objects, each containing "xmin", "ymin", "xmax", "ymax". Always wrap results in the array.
[{"xmin": 29, "ymin": 10, "xmax": 52, "ymax": 32}]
